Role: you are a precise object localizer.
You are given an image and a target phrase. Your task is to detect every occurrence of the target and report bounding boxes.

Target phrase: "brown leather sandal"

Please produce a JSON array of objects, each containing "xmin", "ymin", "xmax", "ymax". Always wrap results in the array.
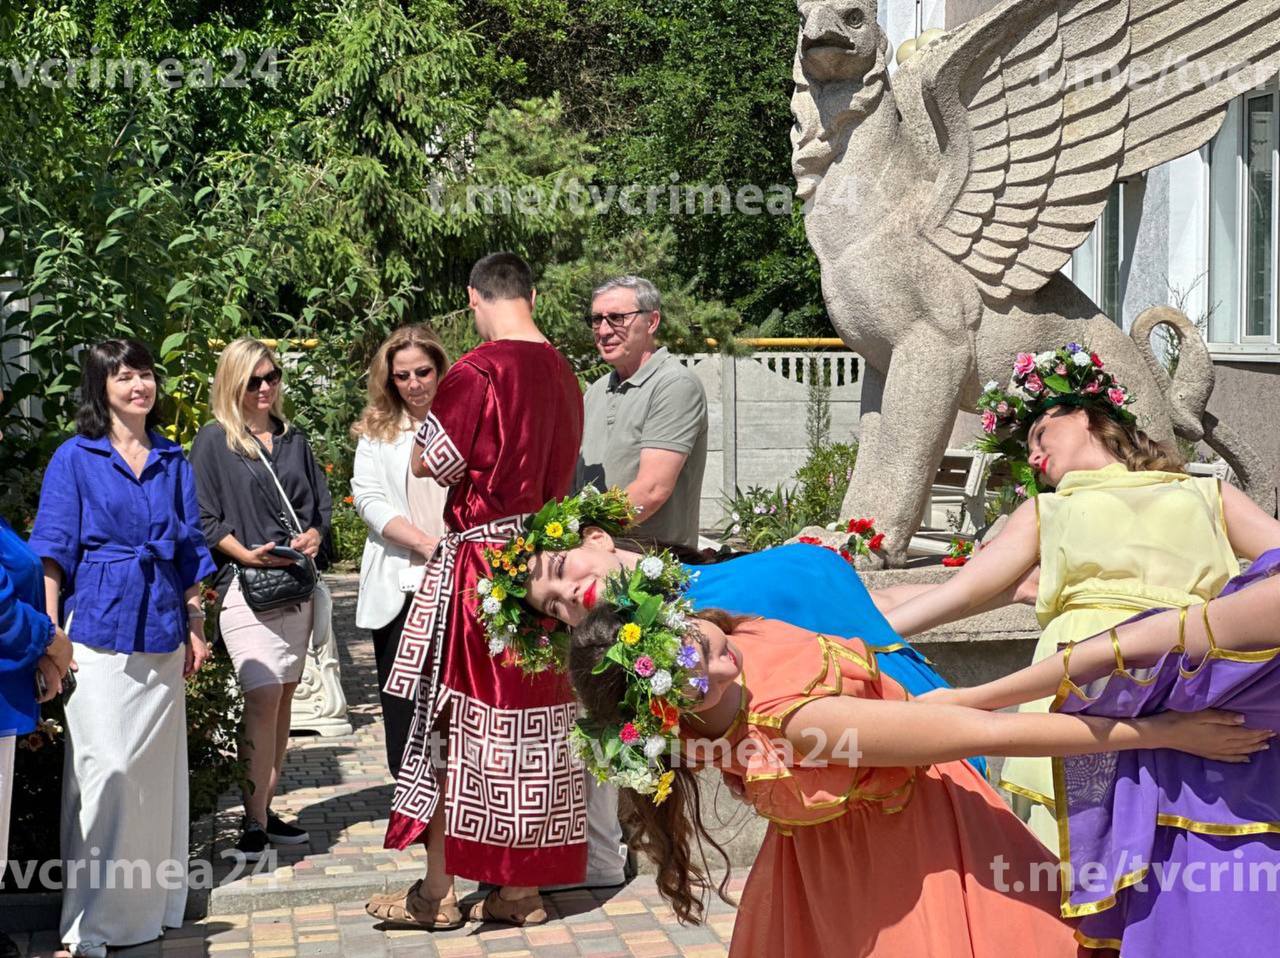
[
  {"xmin": 468, "ymin": 889, "xmax": 548, "ymax": 926},
  {"xmin": 365, "ymin": 879, "xmax": 465, "ymax": 930}
]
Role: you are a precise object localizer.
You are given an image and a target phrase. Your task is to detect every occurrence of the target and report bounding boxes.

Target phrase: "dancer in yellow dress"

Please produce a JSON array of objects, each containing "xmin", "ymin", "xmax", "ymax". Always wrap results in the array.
[{"xmin": 885, "ymin": 343, "xmax": 1280, "ymax": 852}]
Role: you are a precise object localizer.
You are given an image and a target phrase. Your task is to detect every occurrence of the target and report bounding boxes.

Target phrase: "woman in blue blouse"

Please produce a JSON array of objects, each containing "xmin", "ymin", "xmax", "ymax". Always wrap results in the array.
[
  {"xmin": 1, "ymin": 387, "xmax": 74, "ymax": 958},
  {"xmin": 28, "ymin": 341, "xmax": 216, "ymax": 958}
]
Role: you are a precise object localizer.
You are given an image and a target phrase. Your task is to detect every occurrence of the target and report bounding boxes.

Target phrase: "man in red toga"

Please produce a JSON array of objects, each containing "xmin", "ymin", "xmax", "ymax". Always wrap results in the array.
[{"xmin": 369, "ymin": 253, "xmax": 585, "ymax": 928}]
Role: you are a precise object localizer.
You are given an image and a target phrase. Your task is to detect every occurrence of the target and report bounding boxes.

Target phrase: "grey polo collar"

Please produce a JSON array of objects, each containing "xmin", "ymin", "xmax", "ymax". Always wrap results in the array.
[{"xmin": 608, "ymin": 347, "xmax": 671, "ymax": 391}]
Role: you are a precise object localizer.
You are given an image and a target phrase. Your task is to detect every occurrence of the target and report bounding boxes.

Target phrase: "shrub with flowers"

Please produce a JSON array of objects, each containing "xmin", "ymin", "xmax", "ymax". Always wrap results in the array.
[
  {"xmin": 976, "ymin": 343, "xmax": 1137, "ymax": 495},
  {"xmin": 477, "ymin": 486, "xmax": 636, "ymax": 674},
  {"xmin": 569, "ymin": 552, "xmax": 701, "ymax": 804}
]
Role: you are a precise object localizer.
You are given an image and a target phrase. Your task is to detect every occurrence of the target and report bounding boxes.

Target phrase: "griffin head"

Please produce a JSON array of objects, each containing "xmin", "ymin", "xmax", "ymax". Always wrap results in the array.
[{"xmin": 796, "ymin": 0, "xmax": 880, "ymax": 83}]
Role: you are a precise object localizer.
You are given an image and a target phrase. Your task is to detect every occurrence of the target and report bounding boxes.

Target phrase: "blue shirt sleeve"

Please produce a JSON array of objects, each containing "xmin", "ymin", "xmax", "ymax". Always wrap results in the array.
[
  {"xmin": 0, "ymin": 561, "xmax": 53, "ymax": 673},
  {"xmin": 28, "ymin": 442, "xmax": 82, "ymax": 583},
  {"xmin": 174, "ymin": 454, "xmax": 217, "ymax": 589}
]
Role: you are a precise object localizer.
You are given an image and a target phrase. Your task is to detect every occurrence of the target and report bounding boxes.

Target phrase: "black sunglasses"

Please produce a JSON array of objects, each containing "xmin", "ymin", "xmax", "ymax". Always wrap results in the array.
[
  {"xmin": 584, "ymin": 309, "xmax": 647, "ymax": 330},
  {"xmin": 245, "ymin": 368, "xmax": 283, "ymax": 391},
  {"xmin": 391, "ymin": 366, "xmax": 437, "ymax": 383}
]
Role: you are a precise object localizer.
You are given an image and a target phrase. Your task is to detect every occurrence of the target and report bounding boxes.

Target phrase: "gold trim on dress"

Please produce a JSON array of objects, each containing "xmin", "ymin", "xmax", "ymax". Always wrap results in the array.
[{"xmin": 997, "ymin": 779, "xmax": 1056, "ymax": 813}]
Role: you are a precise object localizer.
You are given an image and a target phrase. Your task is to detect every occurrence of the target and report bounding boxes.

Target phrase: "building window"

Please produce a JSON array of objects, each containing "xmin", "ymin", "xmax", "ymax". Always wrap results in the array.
[
  {"xmin": 1208, "ymin": 84, "xmax": 1279, "ymax": 352},
  {"xmin": 1069, "ymin": 182, "xmax": 1123, "ymax": 325}
]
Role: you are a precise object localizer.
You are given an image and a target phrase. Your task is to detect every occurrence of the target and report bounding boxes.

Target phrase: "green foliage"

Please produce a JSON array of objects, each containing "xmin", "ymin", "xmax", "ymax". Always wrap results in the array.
[
  {"xmin": 186, "ymin": 643, "xmax": 247, "ymax": 820},
  {"xmin": 722, "ymin": 484, "xmax": 805, "ymax": 551},
  {"xmin": 721, "ymin": 439, "xmax": 856, "ymax": 550},
  {"xmin": 329, "ymin": 499, "xmax": 368, "ymax": 567},
  {"xmin": 790, "ymin": 440, "xmax": 858, "ymax": 529}
]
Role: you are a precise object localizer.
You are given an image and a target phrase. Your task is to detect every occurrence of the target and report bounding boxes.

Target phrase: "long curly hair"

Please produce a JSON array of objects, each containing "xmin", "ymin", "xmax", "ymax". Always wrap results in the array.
[
  {"xmin": 569, "ymin": 607, "xmax": 740, "ymax": 924},
  {"xmin": 350, "ymin": 325, "xmax": 450, "ymax": 443}
]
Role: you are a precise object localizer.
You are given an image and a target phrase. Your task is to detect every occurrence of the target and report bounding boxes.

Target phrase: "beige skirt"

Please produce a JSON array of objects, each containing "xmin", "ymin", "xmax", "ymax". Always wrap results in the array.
[{"xmin": 219, "ymin": 577, "xmax": 314, "ymax": 693}]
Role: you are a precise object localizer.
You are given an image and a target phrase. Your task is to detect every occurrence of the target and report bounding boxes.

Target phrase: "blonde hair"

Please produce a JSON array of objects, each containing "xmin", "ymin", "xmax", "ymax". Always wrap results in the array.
[
  {"xmin": 351, "ymin": 325, "xmax": 450, "ymax": 444},
  {"xmin": 1083, "ymin": 406, "xmax": 1185, "ymax": 474},
  {"xmin": 210, "ymin": 338, "xmax": 289, "ymax": 458}
]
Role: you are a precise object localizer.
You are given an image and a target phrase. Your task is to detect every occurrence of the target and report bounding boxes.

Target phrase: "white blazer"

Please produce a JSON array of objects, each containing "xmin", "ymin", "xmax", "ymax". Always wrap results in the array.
[{"xmin": 351, "ymin": 426, "xmax": 447, "ymax": 630}]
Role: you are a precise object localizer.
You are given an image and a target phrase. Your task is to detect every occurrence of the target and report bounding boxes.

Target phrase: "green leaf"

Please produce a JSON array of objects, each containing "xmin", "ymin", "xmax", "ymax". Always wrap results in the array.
[
  {"xmin": 95, "ymin": 233, "xmax": 123, "ymax": 254},
  {"xmin": 160, "ymin": 332, "xmax": 188, "ymax": 358},
  {"xmin": 1043, "ymin": 374, "xmax": 1071, "ymax": 394},
  {"xmin": 634, "ymin": 594, "xmax": 661, "ymax": 628},
  {"xmin": 104, "ymin": 207, "xmax": 133, "ymax": 227},
  {"xmin": 168, "ymin": 233, "xmax": 198, "ymax": 251},
  {"xmin": 166, "ymin": 280, "xmax": 194, "ymax": 304}
]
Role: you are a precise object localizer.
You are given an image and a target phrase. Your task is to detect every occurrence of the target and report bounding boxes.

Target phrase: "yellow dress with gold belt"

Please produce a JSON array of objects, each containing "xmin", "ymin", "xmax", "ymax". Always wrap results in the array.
[{"xmin": 997, "ymin": 463, "xmax": 1239, "ymax": 853}]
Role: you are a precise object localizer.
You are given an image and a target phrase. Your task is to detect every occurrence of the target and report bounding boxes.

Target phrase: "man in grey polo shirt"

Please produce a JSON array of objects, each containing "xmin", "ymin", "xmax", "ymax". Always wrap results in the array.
[
  {"xmin": 569, "ymin": 275, "xmax": 708, "ymax": 891},
  {"xmin": 577, "ymin": 275, "xmax": 708, "ymax": 550}
]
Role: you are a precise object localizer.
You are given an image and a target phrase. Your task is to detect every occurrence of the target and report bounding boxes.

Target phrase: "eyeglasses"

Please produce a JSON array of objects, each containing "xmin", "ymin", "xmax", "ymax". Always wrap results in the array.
[
  {"xmin": 584, "ymin": 309, "xmax": 648, "ymax": 330},
  {"xmin": 245, "ymin": 368, "xmax": 282, "ymax": 391},
  {"xmin": 391, "ymin": 366, "xmax": 437, "ymax": 383}
]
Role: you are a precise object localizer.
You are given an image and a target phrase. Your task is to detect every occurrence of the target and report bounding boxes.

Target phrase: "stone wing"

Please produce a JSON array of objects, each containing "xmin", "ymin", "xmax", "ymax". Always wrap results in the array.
[{"xmin": 897, "ymin": 0, "xmax": 1280, "ymax": 304}]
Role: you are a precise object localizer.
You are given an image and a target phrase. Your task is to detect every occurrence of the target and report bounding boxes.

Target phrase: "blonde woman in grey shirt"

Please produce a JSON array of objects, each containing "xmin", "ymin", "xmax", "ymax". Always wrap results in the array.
[{"xmin": 349, "ymin": 325, "xmax": 450, "ymax": 777}]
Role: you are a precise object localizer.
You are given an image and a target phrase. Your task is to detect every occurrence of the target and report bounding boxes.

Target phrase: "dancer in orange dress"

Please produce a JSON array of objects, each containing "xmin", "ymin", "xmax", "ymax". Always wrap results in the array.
[{"xmin": 564, "ymin": 554, "xmax": 1269, "ymax": 957}]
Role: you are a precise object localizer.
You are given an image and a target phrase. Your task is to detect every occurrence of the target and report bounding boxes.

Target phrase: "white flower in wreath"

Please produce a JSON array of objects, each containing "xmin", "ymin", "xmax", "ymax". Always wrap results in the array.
[
  {"xmin": 643, "ymin": 735, "xmax": 667, "ymax": 759},
  {"xmin": 487, "ymin": 635, "xmax": 508, "ymax": 656},
  {"xmin": 984, "ymin": 380, "xmax": 999, "ymax": 392},
  {"xmin": 568, "ymin": 517, "xmax": 581, "ymax": 533},
  {"xmin": 1071, "ymin": 351, "xmax": 1092, "ymax": 367},
  {"xmin": 476, "ymin": 578, "xmax": 493, "ymax": 596},
  {"xmin": 640, "ymin": 556, "xmax": 666, "ymax": 579},
  {"xmin": 482, "ymin": 595, "xmax": 502, "ymax": 615},
  {"xmin": 1035, "ymin": 350, "xmax": 1057, "ymax": 367},
  {"xmin": 662, "ymin": 606, "xmax": 687, "ymax": 630},
  {"xmin": 649, "ymin": 669, "xmax": 673, "ymax": 695}
]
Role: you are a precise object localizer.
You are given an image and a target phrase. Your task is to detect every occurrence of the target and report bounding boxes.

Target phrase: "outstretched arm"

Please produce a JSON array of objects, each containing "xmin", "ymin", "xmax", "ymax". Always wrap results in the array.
[
  {"xmin": 928, "ymin": 569, "xmax": 1280, "ymax": 711},
  {"xmin": 784, "ymin": 696, "xmax": 1270, "ymax": 769},
  {"xmin": 884, "ymin": 499, "xmax": 1039, "ymax": 637},
  {"xmin": 1221, "ymin": 482, "xmax": 1280, "ymax": 562}
]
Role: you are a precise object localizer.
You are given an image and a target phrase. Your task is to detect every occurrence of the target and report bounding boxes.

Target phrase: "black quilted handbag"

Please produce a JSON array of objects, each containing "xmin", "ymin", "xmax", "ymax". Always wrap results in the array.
[{"xmin": 234, "ymin": 452, "xmax": 318, "ymax": 612}]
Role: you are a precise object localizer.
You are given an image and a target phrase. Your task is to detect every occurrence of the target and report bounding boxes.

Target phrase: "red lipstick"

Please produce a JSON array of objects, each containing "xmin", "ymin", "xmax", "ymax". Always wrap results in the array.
[{"xmin": 583, "ymin": 581, "xmax": 598, "ymax": 610}]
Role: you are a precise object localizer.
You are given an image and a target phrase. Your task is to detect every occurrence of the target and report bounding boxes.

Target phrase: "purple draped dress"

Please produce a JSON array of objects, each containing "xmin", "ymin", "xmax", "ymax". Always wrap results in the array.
[{"xmin": 1054, "ymin": 548, "xmax": 1280, "ymax": 953}]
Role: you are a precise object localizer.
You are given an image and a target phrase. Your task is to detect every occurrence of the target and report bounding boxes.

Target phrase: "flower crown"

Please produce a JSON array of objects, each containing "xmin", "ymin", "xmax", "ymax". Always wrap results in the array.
[
  {"xmin": 976, "ymin": 343, "xmax": 1137, "ymax": 494},
  {"xmin": 568, "ymin": 552, "xmax": 702, "ymax": 805},
  {"xmin": 476, "ymin": 485, "xmax": 635, "ymax": 674}
]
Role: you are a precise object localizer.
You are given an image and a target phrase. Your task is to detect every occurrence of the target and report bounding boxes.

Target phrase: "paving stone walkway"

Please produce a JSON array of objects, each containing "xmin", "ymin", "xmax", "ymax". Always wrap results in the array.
[{"xmin": 8, "ymin": 575, "xmax": 744, "ymax": 957}]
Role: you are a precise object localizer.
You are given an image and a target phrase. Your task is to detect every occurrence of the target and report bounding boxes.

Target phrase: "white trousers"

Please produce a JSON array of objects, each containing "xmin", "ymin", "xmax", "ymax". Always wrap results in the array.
[
  {"xmin": 0, "ymin": 734, "xmax": 13, "ymax": 880},
  {"xmin": 60, "ymin": 643, "xmax": 189, "ymax": 952}
]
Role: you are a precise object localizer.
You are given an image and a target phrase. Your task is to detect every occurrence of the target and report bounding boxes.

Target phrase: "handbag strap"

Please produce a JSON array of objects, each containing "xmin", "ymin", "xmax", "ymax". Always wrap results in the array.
[{"xmin": 245, "ymin": 437, "xmax": 307, "ymax": 538}]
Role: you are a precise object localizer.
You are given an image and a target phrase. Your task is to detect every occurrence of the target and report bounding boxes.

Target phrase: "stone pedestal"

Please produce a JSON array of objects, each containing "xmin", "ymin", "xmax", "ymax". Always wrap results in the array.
[{"xmin": 290, "ymin": 623, "xmax": 353, "ymax": 737}]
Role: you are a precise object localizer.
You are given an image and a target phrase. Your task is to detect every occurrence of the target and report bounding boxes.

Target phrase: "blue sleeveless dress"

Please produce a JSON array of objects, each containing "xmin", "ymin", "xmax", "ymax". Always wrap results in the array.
[{"xmin": 683, "ymin": 543, "xmax": 986, "ymax": 777}]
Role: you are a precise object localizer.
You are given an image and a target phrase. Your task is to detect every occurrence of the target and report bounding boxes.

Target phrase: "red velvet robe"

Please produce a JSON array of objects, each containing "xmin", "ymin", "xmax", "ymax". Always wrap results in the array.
[{"xmin": 384, "ymin": 339, "xmax": 587, "ymax": 886}]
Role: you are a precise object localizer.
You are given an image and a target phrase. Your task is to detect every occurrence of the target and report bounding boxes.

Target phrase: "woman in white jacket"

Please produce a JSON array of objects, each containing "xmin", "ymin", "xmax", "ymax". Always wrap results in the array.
[{"xmin": 350, "ymin": 326, "xmax": 450, "ymax": 776}]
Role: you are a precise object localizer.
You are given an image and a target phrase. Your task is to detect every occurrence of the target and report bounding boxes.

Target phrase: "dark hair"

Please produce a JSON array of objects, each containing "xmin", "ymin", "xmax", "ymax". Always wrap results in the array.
[
  {"xmin": 469, "ymin": 252, "xmax": 534, "ymax": 303},
  {"xmin": 569, "ymin": 606, "xmax": 736, "ymax": 925},
  {"xmin": 75, "ymin": 339, "xmax": 162, "ymax": 438}
]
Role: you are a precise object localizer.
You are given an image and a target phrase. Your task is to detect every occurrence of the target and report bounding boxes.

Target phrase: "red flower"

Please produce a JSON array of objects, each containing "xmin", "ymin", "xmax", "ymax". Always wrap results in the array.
[
  {"xmin": 941, "ymin": 556, "xmax": 968, "ymax": 568},
  {"xmin": 847, "ymin": 517, "xmax": 875, "ymax": 535},
  {"xmin": 650, "ymin": 698, "xmax": 680, "ymax": 733},
  {"xmin": 868, "ymin": 533, "xmax": 885, "ymax": 551},
  {"xmin": 539, "ymin": 617, "xmax": 559, "ymax": 633},
  {"xmin": 797, "ymin": 535, "xmax": 823, "ymax": 545},
  {"xmin": 324, "ymin": 463, "xmax": 334, "ymax": 474},
  {"xmin": 1090, "ymin": 352, "xmax": 1103, "ymax": 368},
  {"xmin": 343, "ymin": 495, "xmax": 354, "ymax": 505},
  {"xmin": 620, "ymin": 722, "xmax": 641, "ymax": 745}
]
